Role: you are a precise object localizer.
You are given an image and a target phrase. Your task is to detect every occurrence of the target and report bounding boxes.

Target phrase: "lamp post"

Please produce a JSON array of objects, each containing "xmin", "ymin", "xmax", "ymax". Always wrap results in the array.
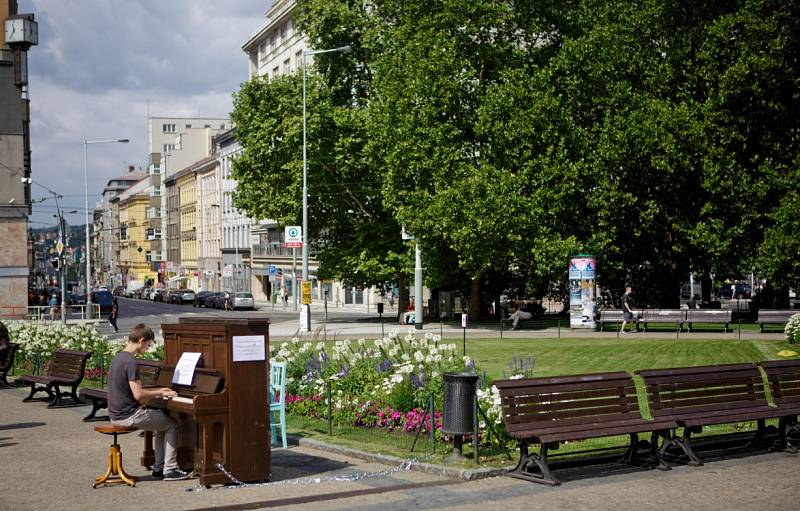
[
  {"xmin": 302, "ymin": 45, "xmax": 350, "ymax": 330},
  {"xmin": 84, "ymin": 138, "xmax": 129, "ymax": 318}
]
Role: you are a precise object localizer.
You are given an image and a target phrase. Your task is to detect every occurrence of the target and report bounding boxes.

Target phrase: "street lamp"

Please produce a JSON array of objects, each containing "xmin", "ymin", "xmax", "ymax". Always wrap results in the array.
[
  {"xmin": 302, "ymin": 44, "xmax": 350, "ymax": 329},
  {"xmin": 84, "ymin": 138, "xmax": 129, "ymax": 318}
]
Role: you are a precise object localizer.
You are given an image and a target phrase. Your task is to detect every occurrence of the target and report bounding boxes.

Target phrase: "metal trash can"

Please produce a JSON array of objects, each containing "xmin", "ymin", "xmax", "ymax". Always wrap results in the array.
[{"xmin": 443, "ymin": 372, "xmax": 478, "ymax": 434}]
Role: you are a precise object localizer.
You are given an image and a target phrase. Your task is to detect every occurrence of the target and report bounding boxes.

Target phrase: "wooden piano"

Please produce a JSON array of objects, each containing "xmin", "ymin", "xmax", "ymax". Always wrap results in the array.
[{"xmin": 141, "ymin": 316, "xmax": 270, "ymax": 486}]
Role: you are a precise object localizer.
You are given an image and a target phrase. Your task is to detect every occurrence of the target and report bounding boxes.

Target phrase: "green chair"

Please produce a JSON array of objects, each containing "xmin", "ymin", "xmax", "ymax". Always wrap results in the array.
[{"xmin": 269, "ymin": 361, "xmax": 287, "ymax": 448}]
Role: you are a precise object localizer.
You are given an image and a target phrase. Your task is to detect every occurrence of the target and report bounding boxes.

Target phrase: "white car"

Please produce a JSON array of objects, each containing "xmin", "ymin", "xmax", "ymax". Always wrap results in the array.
[{"xmin": 232, "ymin": 292, "xmax": 255, "ymax": 310}]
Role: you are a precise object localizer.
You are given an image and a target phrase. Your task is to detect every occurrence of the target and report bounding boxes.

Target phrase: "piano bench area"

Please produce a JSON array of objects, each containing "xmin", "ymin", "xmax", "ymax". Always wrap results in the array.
[{"xmin": 92, "ymin": 425, "xmax": 139, "ymax": 489}]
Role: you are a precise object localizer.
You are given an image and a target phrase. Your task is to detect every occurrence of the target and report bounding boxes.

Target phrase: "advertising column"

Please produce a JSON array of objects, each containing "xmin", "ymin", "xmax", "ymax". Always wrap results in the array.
[{"xmin": 569, "ymin": 255, "xmax": 597, "ymax": 329}]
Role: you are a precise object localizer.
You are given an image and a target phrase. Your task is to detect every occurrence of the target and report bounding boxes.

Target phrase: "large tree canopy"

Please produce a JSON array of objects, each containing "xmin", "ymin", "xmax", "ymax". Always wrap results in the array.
[{"xmin": 230, "ymin": 0, "xmax": 800, "ymax": 311}]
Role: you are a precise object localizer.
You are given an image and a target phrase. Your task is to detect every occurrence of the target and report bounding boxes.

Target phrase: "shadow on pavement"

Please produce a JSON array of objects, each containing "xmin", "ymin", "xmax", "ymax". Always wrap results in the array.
[{"xmin": 0, "ymin": 421, "xmax": 47, "ymax": 431}]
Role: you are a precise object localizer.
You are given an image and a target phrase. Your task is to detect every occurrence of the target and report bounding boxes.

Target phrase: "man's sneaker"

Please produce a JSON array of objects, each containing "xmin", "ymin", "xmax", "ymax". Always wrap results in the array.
[
  {"xmin": 163, "ymin": 469, "xmax": 191, "ymax": 481},
  {"xmin": 151, "ymin": 470, "xmax": 164, "ymax": 479}
]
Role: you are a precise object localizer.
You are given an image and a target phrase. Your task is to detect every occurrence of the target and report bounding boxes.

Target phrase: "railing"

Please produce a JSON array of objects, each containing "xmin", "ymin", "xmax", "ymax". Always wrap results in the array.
[
  {"xmin": 27, "ymin": 304, "xmax": 102, "ymax": 321},
  {"xmin": 252, "ymin": 243, "xmax": 297, "ymax": 258}
]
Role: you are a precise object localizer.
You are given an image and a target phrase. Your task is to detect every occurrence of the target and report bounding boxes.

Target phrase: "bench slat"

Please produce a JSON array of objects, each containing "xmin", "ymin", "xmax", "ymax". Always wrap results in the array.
[{"xmin": 504, "ymin": 394, "xmax": 639, "ymax": 413}]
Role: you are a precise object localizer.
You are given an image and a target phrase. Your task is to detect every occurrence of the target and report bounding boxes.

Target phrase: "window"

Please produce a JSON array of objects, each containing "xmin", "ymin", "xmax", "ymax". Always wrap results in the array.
[
  {"xmin": 185, "ymin": 124, "xmax": 192, "ymax": 129},
  {"xmin": 150, "ymin": 186, "xmax": 161, "ymax": 197},
  {"xmin": 220, "ymin": 123, "xmax": 225, "ymax": 129},
  {"xmin": 146, "ymin": 207, "xmax": 162, "ymax": 219},
  {"xmin": 280, "ymin": 23, "xmax": 287, "ymax": 41},
  {"xmin": 119, "ymin": 225, "xmax": 127, "ymax": 241},
  {"xmin": 162, "ymin": 123, "xmax": 176, "ymax": 133},
  {"xmin": 150, "ymin": 164, "xmax": 161, "ymax": 175},
  {"xmin": 147, "ymin": 228, "xmax": 162, "ymax": 240},
  {"xmin": 283, "ymin": 58, "xmax": 291, "ymax": 75},
  {"xmin": 272, "ymin": 66, "xmax": 279, "ymax": 78},
  {"xmin": 163, "ymin": 143, "xmax": 175, "ymax": 153},
  {"xmin": 259, "ymin": 41, "xmax": 267, "ymax": 60},
  {"xmin": 270, "ymin": 33, "xmax": 277, "ymax": 50},
  {"xmin": 295, "ymin": 50, "xmax": 303, "ymax": 70}
]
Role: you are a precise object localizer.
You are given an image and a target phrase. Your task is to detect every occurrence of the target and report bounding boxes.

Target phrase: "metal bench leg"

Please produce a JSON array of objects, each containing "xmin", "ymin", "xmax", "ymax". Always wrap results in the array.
[
  {"xmin": 621, "ymin": 433, "xmax": 640, "ymax": 463},
  {"xmin": 83, "ymin": 397, "xmax": 109, "ymax": 422},
  {"xmin": 22, "ymin": 382, "xmax": 53, "ymax": 403},
  {"xmin": 507, "ymin": 441, "xmax": 560, "ymax": 486},
  {"xmin": 773, "ymin": 416, "xmax": 798, "ymax": 454},
  {"xmin": 660, "ymin": 427, "xmax": 703, "ymax": 466},
  {"xmin": 747, "ymin": 419, "xmax": 768, "ymax": 448}
]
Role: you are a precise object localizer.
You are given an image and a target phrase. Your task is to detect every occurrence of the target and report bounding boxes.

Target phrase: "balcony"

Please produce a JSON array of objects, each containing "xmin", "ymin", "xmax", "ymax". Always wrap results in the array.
[{"xmin": 252, "ymin": 243, "xmax": 295, "ymax": 259}]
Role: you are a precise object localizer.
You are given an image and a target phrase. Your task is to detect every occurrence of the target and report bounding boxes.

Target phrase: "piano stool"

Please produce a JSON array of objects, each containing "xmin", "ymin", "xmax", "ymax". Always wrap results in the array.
[{"xmin": 92, "ymin": 425, "xmax": 138, "ymax": 488}]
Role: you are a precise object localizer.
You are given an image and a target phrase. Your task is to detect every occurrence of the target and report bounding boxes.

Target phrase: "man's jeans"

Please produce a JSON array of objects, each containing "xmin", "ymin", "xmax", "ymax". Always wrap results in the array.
[{"xmin": 111, "ymin": 407, "xmax": 179, "ymax": 471}]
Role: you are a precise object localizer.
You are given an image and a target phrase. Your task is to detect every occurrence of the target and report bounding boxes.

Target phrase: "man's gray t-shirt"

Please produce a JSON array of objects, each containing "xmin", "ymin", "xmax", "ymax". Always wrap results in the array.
[{"xmin": 108, "ymin": 351, "xmax": 140, "ymax": 420}]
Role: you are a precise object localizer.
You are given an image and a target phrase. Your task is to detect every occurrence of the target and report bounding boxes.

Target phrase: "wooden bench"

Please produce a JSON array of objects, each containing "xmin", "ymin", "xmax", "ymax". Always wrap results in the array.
[
  {"xmin": 760, "ymin": 360, "xmax": 800, "ymax": 452},
  {"xmin": 636, "ymin": 363, "xmax": 785, "ymax": 466},
  {"xmin": 80, "ymin": 359, "xmax": 163, "ymax": 422},
  {"xmin": 17, "ymin": 349, "xmax": 92, "ymax": 408},
  {"xmin": 757, "ymin": 310, "xmax": 797, "ymax": 333},
  {"xmin": 494, "ymin": 372, "xmax": 677, "ymax": 485},
  {"xmin": 0, "ymin": 342, "xmax": 19, "ymax": 387},
  {"xmin": 686, "ymin": 309, "xmax": 732, "ymax": 332},
  {"xmin": 641, "ymin": 310, "xmax": 685, "ymax": 332}
]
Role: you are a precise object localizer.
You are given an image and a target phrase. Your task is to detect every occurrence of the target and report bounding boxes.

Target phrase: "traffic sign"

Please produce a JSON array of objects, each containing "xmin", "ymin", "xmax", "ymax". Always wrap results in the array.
[
  {"xmin": 56, "ymin": 240, "xmax": 64, "ymax": 255},
  {"xmin": 284, "ymin": 226, "xmax": 302, "ymax": 248},
  {"xmin": 268, "ymin": 265, "xmax": 277, "ymax": 277},
  {"xmin": 302, "ymin": 281, "xmax": 312, "ymax": 305}
]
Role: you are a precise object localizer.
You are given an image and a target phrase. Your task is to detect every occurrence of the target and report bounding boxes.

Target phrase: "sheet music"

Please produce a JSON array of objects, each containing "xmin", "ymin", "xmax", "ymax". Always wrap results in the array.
[
  {"xmin": 232, "ymin": 335, "xmax": 266, "ymax": 362},
  {"xmin": 172, "ymin": 352, "xmax": 202, "ymax": 386}
]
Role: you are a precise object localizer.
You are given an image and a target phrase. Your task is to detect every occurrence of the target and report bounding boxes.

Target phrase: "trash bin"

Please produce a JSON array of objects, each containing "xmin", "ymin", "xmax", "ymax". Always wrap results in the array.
[
  {"xmin": 443, "ymin": 372, "xmax": 478, "ymax": 461},
  {"xmin": 377, "ymin": 302, "xmax": 384, "ymax": 315}
]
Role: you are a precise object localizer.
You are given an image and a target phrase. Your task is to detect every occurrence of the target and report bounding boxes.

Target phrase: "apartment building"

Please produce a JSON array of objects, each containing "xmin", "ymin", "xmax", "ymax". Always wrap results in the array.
[
  {"xmin": 91, "ymin": 166, "xmax": 147, "ymax": 288},
  {"xmin": 116, "ymin": 177, "xmax": 154, "ymax": 284},
  {"xmin": 197, "ymin": 158, "xmax": 221, "ymax": 291},
  {"xmin": 242, "ymin": 0, "xmax": 307, "ymax": 80},
  {"xmin": 146, "ymin": 117, "xmax": 229, "ymax": 284}
]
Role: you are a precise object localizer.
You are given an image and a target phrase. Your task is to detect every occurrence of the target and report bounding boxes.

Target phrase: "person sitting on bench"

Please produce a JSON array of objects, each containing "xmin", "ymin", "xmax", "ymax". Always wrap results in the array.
[
  {"xmin": 509, "ymin": 305, "xmax": 533, "ymax": 330},
  {"xmin": 401, "ymin": 299, "xmax": 416, "ymax": 325}
]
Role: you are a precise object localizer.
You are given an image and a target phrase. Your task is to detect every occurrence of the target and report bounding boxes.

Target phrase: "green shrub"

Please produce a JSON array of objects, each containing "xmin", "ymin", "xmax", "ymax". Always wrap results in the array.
[{"xmin": 785, "ymin": 313, "xmax": 800, "ymax": 344}]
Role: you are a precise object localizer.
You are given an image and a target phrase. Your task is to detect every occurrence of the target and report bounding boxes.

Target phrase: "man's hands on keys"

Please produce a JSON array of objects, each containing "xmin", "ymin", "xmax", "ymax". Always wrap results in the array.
[{"xmin": 159, "ymin": 388, "xmax": 177, "ymax": 399}]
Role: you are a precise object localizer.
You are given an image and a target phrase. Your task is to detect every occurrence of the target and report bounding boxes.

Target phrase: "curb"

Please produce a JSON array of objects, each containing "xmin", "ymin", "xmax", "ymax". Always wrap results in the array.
[{"xmin": 285, "ymin": 434, "xmax": 510, "ymax": 481}]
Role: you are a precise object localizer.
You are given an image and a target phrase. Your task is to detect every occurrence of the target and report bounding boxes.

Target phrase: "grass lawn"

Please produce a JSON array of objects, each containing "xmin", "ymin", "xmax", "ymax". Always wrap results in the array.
[{"xmin": 282, "ymin": 336, "xmax": 798, "ymax": 467}]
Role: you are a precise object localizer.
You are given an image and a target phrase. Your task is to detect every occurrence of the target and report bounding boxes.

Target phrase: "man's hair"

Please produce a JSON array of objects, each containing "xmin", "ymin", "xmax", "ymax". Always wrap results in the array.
[{"xmin": 128, "ymin": 323, "xmax": 155, "ymax": 344}]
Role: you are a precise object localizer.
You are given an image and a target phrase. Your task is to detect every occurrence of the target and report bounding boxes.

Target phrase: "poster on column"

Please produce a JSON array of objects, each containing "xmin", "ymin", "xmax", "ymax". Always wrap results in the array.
[{"xmin": 569, "ymin": 255, "xmax": 597, "ymax": 329}]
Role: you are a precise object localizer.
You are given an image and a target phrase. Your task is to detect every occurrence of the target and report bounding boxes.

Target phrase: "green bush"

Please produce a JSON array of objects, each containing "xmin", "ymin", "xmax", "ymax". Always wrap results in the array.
[{"xmin": 785, "ymin": 313, "xmax": 800, "ymax": 344}]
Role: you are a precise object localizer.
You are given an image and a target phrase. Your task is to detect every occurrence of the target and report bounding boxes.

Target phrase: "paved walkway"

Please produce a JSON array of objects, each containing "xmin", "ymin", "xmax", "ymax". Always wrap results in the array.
[{"xmin": 1, "ymin": 385, "xmax": 799, "ymax": 510}]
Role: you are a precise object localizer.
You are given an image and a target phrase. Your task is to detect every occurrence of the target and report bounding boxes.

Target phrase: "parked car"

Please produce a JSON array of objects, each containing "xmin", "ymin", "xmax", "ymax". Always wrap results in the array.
[
  {"xmin": 113, "ymin": 286, "xmax": 125, "ymax": 296},
  {"xmin": 166, "ymin": 290, "xmax": 184, "ymax": 304},
  {"xmin": 68, "ymin": 293, "xmax": 86, "ymax": 306},
  {"xmin": 179, "ymin": 289, "xmax": 196, "ymax": 304},
  {"xmin": 153, "ymin": 289, "xmax": 168, "ymax": 302},
  {"xmin": 232, "ymin": 292, "xmax": 255, "ymax": 310},
  {"xmin": 193, "ymin": 291, "xmax": 214, "ymax": 307},
  {"xmin": 91, "ymin": 290, "xmax": 114, "ymax": 314},
  {"xmin": 204, "ymin": 292, "xmax": 226, "ymax": 309}
]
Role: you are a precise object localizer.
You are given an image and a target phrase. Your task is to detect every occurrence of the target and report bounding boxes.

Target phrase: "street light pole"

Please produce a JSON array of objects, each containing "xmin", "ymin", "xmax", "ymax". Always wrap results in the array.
[
  {"xmin": 302, "ymin": 45, "xmax": 350, "ymax": 331},
  {"xmin": 84, "ymin": 138, "xmax": 129, "ymax": 318}
]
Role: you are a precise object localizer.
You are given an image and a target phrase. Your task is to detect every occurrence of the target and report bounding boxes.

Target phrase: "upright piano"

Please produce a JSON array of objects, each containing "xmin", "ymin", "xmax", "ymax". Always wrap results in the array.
[{"xmin": 141, "ymin": 316, "xmax": 270, "ymax": 486}]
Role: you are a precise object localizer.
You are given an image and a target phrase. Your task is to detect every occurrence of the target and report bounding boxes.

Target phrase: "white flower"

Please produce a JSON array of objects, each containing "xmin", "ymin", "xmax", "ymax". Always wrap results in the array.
[{"xmin": 414, "ymin": 350, "xmax": 424, "ymax": 362}]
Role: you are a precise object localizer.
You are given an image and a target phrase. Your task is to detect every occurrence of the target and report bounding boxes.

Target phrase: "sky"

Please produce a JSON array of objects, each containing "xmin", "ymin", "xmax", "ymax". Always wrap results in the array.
[{"xmin": 22, "ymin": 0, "xmax": 269, "ymax": 228}]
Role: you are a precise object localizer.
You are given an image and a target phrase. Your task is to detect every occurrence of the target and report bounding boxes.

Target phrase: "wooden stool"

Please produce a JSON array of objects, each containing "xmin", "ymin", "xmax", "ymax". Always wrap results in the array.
[{"xmin": 93, "ymin": 425, "xmax": 138, "ymax": 488}]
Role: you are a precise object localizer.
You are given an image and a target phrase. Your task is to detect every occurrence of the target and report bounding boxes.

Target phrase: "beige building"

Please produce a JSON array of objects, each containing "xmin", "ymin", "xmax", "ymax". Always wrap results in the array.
[
  {"xmin": 196, "ymin": 158, "xmax": 221, "ymax": 291},
  {"xmin": 242, "ymin": 0, "xmax": 307, "ymax": 80},
  {"xmin": 116, "ymin": 177, "xmax": 155, "ymax": 284},
  {"xmin": 177, "ymin": 165, "xmax": 198, "ymax": 290}
]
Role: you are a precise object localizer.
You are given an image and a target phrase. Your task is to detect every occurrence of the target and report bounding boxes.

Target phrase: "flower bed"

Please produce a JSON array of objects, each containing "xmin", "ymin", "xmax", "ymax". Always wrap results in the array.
[{"xmin": 272, "ymin": 328, "xmax": 532, "ymax": 444}]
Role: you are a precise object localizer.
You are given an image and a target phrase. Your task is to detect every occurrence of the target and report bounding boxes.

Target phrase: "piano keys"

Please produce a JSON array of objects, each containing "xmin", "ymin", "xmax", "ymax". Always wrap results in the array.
[{"xmin": 141, "ymin": 316, "xmax": 271, "ymax": 486}]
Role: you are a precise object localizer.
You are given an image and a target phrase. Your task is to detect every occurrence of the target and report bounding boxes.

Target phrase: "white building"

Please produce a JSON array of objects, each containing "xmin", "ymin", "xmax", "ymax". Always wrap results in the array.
[
  {"xmin": 196, "ymin": 158, "xmax": 221, "ymax": 291},
  {"xmin": 242, "ymin": 0, "xmax": 307, "ymax": 80}
]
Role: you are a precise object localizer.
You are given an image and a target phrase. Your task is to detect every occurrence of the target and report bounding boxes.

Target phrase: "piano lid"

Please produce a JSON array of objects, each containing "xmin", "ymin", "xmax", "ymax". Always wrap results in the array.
[{"xmin": 176, "ymin": 315, "xmax": 271, "ymax": 326}]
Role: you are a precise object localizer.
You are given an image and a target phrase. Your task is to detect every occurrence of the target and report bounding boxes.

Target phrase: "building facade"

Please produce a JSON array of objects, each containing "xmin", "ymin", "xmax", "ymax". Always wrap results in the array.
[
  {"xmin": 0, "ymin": 2, "xmax": 36, "ymax": 317},
  {"xmin": 242, "ymin": 0, "xmax": 307, "ymax": 80},
  {"xmin": 116, "ymin": 177, "xmax": 153, "ymax": 284},
  {"xmin": 196, "ymin": 158, "xmax": 221, "ymax": 291},
  {"xmin": 177, "ymin": 166, "xmax": 198, "ymax": 290}
]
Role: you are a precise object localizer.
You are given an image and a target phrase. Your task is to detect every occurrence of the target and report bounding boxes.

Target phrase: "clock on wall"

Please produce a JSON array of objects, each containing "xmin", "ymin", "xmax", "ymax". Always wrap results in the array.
[{"xmin": 4, "ymin": 14, "xmax": 38, "ymax": 46}]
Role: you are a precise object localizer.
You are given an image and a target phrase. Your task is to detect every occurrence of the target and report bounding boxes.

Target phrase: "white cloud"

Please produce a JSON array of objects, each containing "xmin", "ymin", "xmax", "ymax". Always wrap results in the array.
[{"xmin": 21, "ymin": 0, "xmax": 266, "ymax": 226}]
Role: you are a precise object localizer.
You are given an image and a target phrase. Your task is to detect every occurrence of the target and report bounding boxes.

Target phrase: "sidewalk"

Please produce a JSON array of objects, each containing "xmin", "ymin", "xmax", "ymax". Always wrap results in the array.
[{"xmin": 1, "ymin": 384, "xmax": 799, "ymax": 511}]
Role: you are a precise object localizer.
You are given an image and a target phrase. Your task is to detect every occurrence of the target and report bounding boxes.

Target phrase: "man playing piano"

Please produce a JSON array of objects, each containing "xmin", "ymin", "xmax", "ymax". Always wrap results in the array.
[{"xmin": 108, "ymin": 324, "xmax": 190, "ymax": 481}]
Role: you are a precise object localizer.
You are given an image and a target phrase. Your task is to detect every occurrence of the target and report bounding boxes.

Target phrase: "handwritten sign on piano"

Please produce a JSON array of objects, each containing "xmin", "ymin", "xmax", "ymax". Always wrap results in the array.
[
  {"xmin": 232, "ymin": 335, "xmax": 266, "ymax": 362},
  {"xmin": 172, "ymin": 352, "xmax": 202, "ymax": 386}
]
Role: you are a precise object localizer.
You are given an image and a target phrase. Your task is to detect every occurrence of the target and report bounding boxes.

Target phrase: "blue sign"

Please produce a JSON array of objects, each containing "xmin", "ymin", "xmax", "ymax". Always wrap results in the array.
[{"xmin": 268, "ymin": 265, "xmax": 277, "ymax": 277}]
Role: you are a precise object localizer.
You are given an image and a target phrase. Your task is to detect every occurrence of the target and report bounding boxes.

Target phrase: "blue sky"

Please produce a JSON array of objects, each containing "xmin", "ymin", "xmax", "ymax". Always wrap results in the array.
[{"xmin": 23, "ymin": 0, "xmax": 267, "ymax": 228}]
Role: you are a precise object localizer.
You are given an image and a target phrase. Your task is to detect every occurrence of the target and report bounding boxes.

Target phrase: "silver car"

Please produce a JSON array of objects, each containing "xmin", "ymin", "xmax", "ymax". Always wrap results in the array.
[{"xmin": 232, "ymin": 292, "xmax": 255, "ymax": 310}]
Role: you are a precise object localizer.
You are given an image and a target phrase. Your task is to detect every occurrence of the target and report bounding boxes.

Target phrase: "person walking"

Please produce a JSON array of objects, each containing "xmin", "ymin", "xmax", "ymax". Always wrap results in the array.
[
  {"xmin": 109, "ymin": 298, "xmax": 119, "ymax": 332},
  {"xmin": 223, "ymin": 291, "xmax": 232, "ymax": 311},
  {"xmin": 280, "ymin": 287, "xmax": 289, "ymax": 307},
  {"xmin": 386, "ymin": 290, "xmax": 395, "ymax": 310},
  {"xmin": 620, "ymin": 286, "xmax": 638, "ymax": 334},
  {"xmin": 48, "ymin": 294, "xmax": 58, "ymax": 321},
  {"xmin": 108, "ymin": 324, "xmax": 190, "ymax": 481}
]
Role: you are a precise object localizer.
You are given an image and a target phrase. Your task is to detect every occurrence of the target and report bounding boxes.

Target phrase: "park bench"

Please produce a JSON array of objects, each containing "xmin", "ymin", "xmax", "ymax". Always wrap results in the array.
[
  {"xmin": 597, "ymin": 310, "xmax": 642, "ymax": 332},
  {"xmin": 0, "ymin": 342, "xmax": 20, "ymax": 387},
  {"xmin": 494, "ymin": 371, "xmax": 677, "ymax": 485},
  {"xmin": 685, "ymin": 309, "xmax": 732, "ymax": 332},
  {"xmin": 79, "ymin": 359, "xmax": 163, "ymax": 421},
  {"xmin": 757, "ymin": 310, "xmax": 797, "ymax": 333},
  {"xmin": 636, "ymin": 363, "xmax": 786, "ymax": 466},
  {"xmin": 17, "ymin": 349, "xmax": 92, "ymax": 408},
  {"xmin": 760, "ymin": 360, "xmax": 800, "ymax": 452},
  {"xmin": 641, "ymin": 309, "xmax": 685, "ymax": 332}
]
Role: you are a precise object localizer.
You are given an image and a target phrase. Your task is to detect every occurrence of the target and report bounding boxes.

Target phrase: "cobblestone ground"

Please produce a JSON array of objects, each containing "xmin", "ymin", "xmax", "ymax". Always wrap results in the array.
[{"xmin": 1, "ymin": 384, "xmax": 798, "ymax": 511}]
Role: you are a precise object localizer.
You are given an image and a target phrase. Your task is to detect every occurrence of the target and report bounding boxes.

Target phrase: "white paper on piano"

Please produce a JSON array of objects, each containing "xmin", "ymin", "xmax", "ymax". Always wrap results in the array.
[
  {"xmin": 232, "ymin": 335, "xmax": 266, "ymax": 362},
  {"xmin": 172, "ymin": 352, "xmax": 202, "ymax": 386}
]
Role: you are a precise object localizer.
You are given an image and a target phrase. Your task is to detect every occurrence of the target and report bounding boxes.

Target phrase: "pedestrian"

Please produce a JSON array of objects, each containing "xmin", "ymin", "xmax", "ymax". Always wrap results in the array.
[
  {"xmin": 401, "ymin": 299, "xmax": 415, "ymax": 325},
  {"xmin": 280, "ymin": 287, "xmax": 288, "ymax": 307},
  {"xmin": 109, "ymin": 298, "xmax": 119, "ymax": 332},
  {"xmin": 620, "ymin": 286, "xmax": 638, "ymax": 334},
  {"xmin": 224, "ymin": 291, "xmax": 232, "ymax": 311},
  {"xmin": 107, "ymin": 324, "xmax": 190, "ymax": 481},
  {"xmin": 49, "ymin": 294, "xmax": 58, "ymax": 321},
  {"xmin": 386, "ymin": 290, "xmax": 394, "ymax": 310},
  {"xmin": 508, "ymin": 305, "xmax": 533, "ymax": 330}
]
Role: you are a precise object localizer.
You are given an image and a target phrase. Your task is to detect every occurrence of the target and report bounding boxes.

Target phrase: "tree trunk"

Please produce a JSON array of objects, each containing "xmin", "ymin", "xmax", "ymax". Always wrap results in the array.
[
  {"xmin": 469, "ymin": 277, "xmax": 481, "ymax": 320},
  {"xmin": 397, "ymin": 274, "xmax": 409, "ymax": 322}
]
